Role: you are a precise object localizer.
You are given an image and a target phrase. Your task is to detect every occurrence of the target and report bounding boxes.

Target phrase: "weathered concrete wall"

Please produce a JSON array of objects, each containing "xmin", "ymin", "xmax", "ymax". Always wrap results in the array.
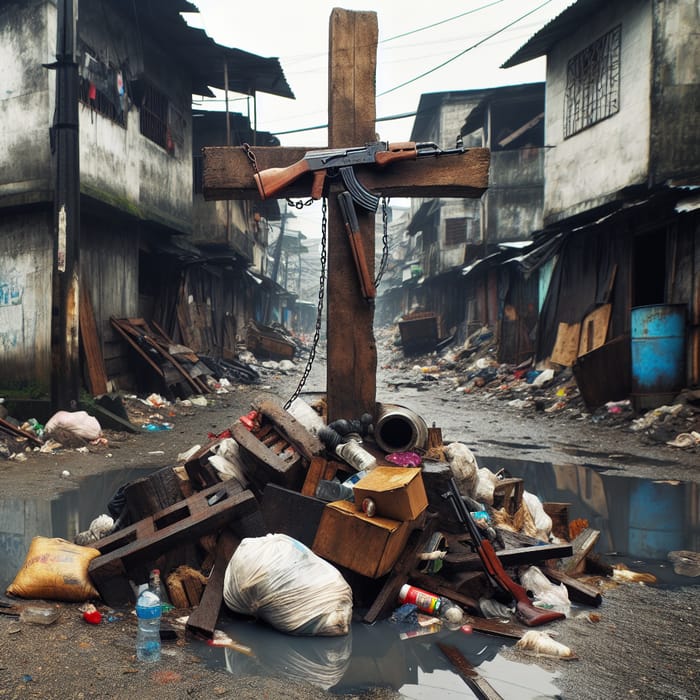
[
  {"xmin": 649, "ymin": 0, "xmax": 700, "ymax": 184},
  {"xmin": 0, "ymin": 209, "xmax": 53, "ymax": 390},
  {"xmin": 544, "ymin": 0, "xmax": 652, "ymax": 222},
  {"xmin": 78, "ymin": 1, "xmax": 193, "ymax": 232},
  {"xmin": 487, "ymin": 148, "xmax": 544, "ymax": 242},
  {"xmin": 0, "ymin": 0, "xmax": 53, "ymax": 206}
]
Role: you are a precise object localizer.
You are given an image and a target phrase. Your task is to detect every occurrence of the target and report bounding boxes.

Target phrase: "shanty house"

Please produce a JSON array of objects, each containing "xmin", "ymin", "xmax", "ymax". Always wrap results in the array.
[
  {"xmin": 398, "ymin": 84, "xmax": 545, "ymax": 354},
  {"xmin": 502, "ymin": 0, "xmax": 699, "ymax": 409},
  {"xmin": 0, "ymin": 0, "xmax": 292, "ymax": 398}
]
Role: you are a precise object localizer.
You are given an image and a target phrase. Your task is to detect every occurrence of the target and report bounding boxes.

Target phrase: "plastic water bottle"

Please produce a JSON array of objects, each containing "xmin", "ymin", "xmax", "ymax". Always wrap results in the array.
[{"xmin": 136, "ymin": 569, "xmax": 161, "ymax": 662}]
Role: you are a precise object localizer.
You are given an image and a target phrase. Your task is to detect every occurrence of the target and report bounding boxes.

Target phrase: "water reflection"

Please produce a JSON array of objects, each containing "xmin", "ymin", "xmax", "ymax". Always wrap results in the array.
[
  {"xmin": 479, "ymin": 456, "xmax": 700, "ymax": 581},
  {"xmin": 1, "ymin": 459, "xmax": 698, "ymax": 698}
]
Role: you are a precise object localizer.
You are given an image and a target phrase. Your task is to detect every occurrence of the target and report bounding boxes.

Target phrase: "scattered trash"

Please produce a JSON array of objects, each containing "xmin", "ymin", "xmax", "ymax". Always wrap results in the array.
[
  {"xmin": 81, "ymin": 603, "xmax": 102, "ymax": 625},
  {"xmin": 19, "ymin": 604, "xmax": 60, "ymax": 625},
  {"xmin": 516, "ymin": 630, "xmax": 578, "ymax": 660},
  {"xmin": 668, "ymin": 550, "xmax": 700, "ymax": 577}
]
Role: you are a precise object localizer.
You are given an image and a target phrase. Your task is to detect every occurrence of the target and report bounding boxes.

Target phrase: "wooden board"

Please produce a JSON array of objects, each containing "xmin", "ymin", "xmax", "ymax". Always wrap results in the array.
[
  {"xmin": 186, "ymin": 529, "xmax": 239, "ymax": 639},
  {"xmin": 578, "ymin": 304, "xmax": 611, "ymax": 355},
  {"xmin": 202, "ymin": 145, "xmax": 491, "ymax": 202},
  {"xmin": 550, "ymin": 321, "xmax": 581, "ymax": 367},
  {"xmin": 79, "ymin": 284, "xmax": 109, "ymax": 395}
]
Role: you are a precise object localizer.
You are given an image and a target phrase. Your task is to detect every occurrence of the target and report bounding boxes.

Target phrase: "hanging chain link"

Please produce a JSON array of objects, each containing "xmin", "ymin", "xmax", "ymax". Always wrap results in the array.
[
  {"xmin": 284, "ymin": 197, "xmax": 327, "ymax": 409},
  {"xmin": 374, "ymin": 196, "xmax": 390, "ymax": 288}
]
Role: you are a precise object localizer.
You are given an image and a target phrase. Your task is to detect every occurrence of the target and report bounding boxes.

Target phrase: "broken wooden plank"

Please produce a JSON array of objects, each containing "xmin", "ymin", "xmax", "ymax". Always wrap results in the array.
[
  {"xmin": 558, "ymin": 528, "xmax": 600, "ymax": 576},
  {"xmin": 232, "ymin": 418, "xmax": 304, "ymax": 493},
  {"xmin": 438, "ymin": 643, "xmax": 505, "ymax": 700},
  {"xmin": 202, "ymin": 145, "xmax": 490, "ymax": 202},
  {"xmin": 255, "ymin": 399, "xmax": 324, "ymax": 461},
  {"xmin": 186, "ymin": 529, "xmax": 239, "ymax": 639},
  {"xmin": 88, "ymin": 480, "xmax": 257, "ymax": 606},
  {"xmin": 543, "ymin": 566, "xmax": 602, "ymax": 607}
]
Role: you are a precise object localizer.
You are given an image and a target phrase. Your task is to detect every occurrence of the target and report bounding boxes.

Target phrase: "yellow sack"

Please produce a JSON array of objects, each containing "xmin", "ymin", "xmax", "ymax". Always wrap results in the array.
[{"xmin": 6, "ymin": 536, "xmax": 100, "ymax": 602}]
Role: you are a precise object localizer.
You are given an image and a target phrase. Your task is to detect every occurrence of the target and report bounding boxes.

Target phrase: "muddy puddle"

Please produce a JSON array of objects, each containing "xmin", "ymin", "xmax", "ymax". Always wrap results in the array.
[{"xmin": 1, "ymin": 459, "xmax": 697, "ymax": 698}]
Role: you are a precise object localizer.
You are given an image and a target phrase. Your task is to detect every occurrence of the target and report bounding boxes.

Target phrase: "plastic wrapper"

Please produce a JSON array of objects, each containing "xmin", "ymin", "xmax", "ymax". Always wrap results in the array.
[
  {"xmin": 6, "ymin": 536, "xmax": 100, "ymax": 602},
  {"xmin": 223, "ymin": 533, "xmax": 352, "ymax": 636}
]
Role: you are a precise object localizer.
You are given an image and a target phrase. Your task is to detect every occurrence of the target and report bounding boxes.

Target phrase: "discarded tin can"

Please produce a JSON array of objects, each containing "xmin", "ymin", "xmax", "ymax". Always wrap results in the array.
[{"xmin": 361, "ymin": 497, "xmax": 376, "ymax": 517}]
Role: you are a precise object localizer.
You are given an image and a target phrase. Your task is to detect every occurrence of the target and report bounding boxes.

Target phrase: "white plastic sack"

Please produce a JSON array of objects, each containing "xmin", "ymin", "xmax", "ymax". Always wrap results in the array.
[
  {"xmin": 44, "ymin": 410, "xmax": 102, "ymax": 440},
  {"xmin": 223, "ymin": 534, "xmax": 353, "ymax": 636},
  {"xmin": 520, "ymin": 565, "xmax": 571, "ymax": 617},
  {"xmin": 522, "ymin": 490, "xmax": 553, "ymax": 541}
]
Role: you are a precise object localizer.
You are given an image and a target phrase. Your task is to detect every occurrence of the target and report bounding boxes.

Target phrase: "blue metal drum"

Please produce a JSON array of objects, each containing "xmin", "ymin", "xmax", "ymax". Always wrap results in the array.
[{"xmin": 631, "ymin": 304, "xmax": 686, "ymax": 410}]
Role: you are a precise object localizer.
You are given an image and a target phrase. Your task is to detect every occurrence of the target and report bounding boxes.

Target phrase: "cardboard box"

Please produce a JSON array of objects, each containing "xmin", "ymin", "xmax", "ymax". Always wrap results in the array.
[
  {"xmin": 353, "ymin": 467, "xmax": 428, "ymax": 522},
  {"xmin": 312, "ymin": 500, "xmax": 411, "ymax": 578}
]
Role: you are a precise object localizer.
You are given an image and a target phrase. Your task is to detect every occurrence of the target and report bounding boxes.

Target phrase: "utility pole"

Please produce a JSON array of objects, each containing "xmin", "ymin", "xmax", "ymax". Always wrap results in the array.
[{"xmin": 50, "ymin": 0, "xmax": 81, "ymax": 411}]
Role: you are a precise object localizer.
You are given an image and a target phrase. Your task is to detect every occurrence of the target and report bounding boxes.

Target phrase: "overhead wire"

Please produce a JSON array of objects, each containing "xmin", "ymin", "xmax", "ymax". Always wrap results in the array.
[{"xmin": 378, "ymin": 0, "xmax": 554, "ymax": 97}]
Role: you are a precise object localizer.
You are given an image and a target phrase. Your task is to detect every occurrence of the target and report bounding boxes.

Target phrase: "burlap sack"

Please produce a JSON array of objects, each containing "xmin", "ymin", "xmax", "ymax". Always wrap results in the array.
[{"xmin": 6, "ymin": 536, "xmax": 100, "ymax": 602}]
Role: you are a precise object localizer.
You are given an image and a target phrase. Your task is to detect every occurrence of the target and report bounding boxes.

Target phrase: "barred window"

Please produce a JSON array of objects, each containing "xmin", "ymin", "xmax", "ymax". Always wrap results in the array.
[
  {"xmin": 140, "ymin": 83, "xmax": 171, "ymax": 151},
  {"xmin": 564, "ymin": 25, "xmax": 621, "ymax": 138},
  {"xmin": 445, "ymin": 217, "xmax": 467, "ymax": 246}
]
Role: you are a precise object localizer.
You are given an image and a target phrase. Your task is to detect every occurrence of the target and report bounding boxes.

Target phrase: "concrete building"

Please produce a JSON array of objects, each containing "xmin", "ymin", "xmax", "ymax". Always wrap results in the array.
[
  {"xmin": 503, "ymin": 0, "xmax": 699, "ymax": 408},
  {"xmin": 0, "ymin": 0, "xmax": 292, "ymax": 398}
]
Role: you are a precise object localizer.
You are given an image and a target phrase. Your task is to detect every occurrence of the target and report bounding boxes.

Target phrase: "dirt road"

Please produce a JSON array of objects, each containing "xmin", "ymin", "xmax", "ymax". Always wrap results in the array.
[{"xmin": 0, "ymin": 356, "xmax": 698, "ymax": 699}]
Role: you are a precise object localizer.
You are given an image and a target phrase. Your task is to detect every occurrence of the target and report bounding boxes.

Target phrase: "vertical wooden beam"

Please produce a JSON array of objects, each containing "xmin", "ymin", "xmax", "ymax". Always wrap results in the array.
[{"xmin": 327, "ymin": 9, "xmax": 378, "ymax": 423}]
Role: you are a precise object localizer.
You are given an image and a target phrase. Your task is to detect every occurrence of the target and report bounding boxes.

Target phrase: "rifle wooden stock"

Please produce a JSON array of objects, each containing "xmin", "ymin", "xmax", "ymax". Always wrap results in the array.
[
  {"xmin": 445, "ymin": 478, "xmax": 565, "ymax": 627},
  {"xmin": 254, "ymin": 159, "xmax": 326, "ymax": 200}
]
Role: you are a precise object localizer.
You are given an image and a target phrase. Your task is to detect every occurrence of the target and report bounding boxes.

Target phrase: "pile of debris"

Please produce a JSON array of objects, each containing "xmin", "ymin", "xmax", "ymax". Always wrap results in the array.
[
  {"xmin": 378, "ymin": 323, "xmax": 700, "ymax": 452},
  {"xmin": 5, "ymin": 394, "xmax": 637, "ymax": 676}
]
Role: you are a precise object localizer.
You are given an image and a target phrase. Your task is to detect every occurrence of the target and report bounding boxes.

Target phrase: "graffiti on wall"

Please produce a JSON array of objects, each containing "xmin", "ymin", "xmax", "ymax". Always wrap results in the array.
[{"xmin": 0, "ymin": 269, "xmax": 26, "ymax": 351}]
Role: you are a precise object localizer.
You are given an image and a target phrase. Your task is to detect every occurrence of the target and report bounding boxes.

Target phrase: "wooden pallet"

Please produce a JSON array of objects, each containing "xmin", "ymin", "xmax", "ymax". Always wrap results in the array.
[{"xmin": 88, "ymin": 479, "xmax": 257, "ymax": 605}]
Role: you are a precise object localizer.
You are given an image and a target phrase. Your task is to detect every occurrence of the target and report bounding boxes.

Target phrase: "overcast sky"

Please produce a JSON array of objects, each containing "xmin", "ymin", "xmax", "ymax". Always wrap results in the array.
[{"xmin": 185, "ymin": 0, "xmax": 573, "ymax": 147}]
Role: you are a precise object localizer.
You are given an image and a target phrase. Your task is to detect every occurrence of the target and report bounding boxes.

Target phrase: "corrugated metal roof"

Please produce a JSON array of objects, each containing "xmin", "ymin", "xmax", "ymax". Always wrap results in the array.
[
  {"xmin": 501, "ymin": 0, "xmax": 607, "ymax": 68},
  {"xmin": 130, "ymin": 1, "xmax": 295, "ymax": 99}
]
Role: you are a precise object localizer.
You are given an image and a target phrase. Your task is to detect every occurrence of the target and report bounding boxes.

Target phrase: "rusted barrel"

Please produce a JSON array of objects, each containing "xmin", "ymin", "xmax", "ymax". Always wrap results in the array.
[
  {"xmin": 374, "ymin": 403, "xmax": 428, "ymax": 454},
  {"xmin": 631, "ymin": 304, "xmax": 686, "ymax": 411}
]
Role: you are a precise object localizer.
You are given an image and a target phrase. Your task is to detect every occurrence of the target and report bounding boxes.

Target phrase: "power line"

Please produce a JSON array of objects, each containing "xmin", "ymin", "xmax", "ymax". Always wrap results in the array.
[
  {"xmin": 378, "ymin": 0, "xmax": 554, "ymax": 97},
  {"xmin": 381, "ymin": 0, "xmax": 506, "ymax": 43}
]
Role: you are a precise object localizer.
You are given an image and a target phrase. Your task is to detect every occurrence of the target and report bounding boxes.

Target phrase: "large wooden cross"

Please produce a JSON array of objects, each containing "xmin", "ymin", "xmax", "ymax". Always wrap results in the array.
[{"xmin": 202, "ymin": 9, "xmax": 489, "ymax": 423}]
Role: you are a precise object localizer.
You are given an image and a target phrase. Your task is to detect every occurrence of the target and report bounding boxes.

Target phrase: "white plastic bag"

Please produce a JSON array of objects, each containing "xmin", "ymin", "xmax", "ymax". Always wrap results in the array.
[
  {"xmin": 44, "ymin": 410, "xmax": 102, "ymax": 440},
  {"xmin": 223, "ymin": 534, "xmax": 353, "ymax": 636},
  {"xmin": 522, "ymin": 490, "xmax": 553, "ymax": 541},
  {"xmin": 520, "ymin": 565, "xmax": 571, "ymax": 617}
]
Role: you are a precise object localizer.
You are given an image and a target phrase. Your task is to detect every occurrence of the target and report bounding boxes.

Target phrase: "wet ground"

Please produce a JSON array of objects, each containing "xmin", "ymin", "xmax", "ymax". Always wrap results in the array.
[{"xmin": 0, "ymin": 349, "xmax": 699, "ymax": 699}]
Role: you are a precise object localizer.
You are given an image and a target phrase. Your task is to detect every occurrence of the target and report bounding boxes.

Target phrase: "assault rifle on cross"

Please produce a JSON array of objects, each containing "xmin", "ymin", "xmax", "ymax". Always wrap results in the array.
[{"xmin": 201, "ymin": 9, "xmax": 490, "ymax": 422}]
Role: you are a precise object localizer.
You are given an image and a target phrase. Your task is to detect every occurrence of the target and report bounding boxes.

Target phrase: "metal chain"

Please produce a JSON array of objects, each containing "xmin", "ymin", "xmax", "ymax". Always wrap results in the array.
[
  {"xmin": 374, "ymin": 196, "xmax": 390, "ymax": 287},
  {"xmin": 284, "ymin": 197, "xmax": 327, "ymax": 409},
  {"xmin": 242, "ymin": 143, "xmax": 314, "ymax": 210}
]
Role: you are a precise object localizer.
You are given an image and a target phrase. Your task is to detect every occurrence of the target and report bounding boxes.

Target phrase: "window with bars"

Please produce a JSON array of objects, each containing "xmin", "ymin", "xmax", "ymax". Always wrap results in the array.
[
  {"xmin": 564, "ymin": 25, "xmax": 621, "ymax": 138},
  {"xmin": 445, "ymin": 217, "xmax": 467, "ymax": 246},
  {"xmin": 140, "ymin": 83, "xmax": 171, "ymax": 151}
]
